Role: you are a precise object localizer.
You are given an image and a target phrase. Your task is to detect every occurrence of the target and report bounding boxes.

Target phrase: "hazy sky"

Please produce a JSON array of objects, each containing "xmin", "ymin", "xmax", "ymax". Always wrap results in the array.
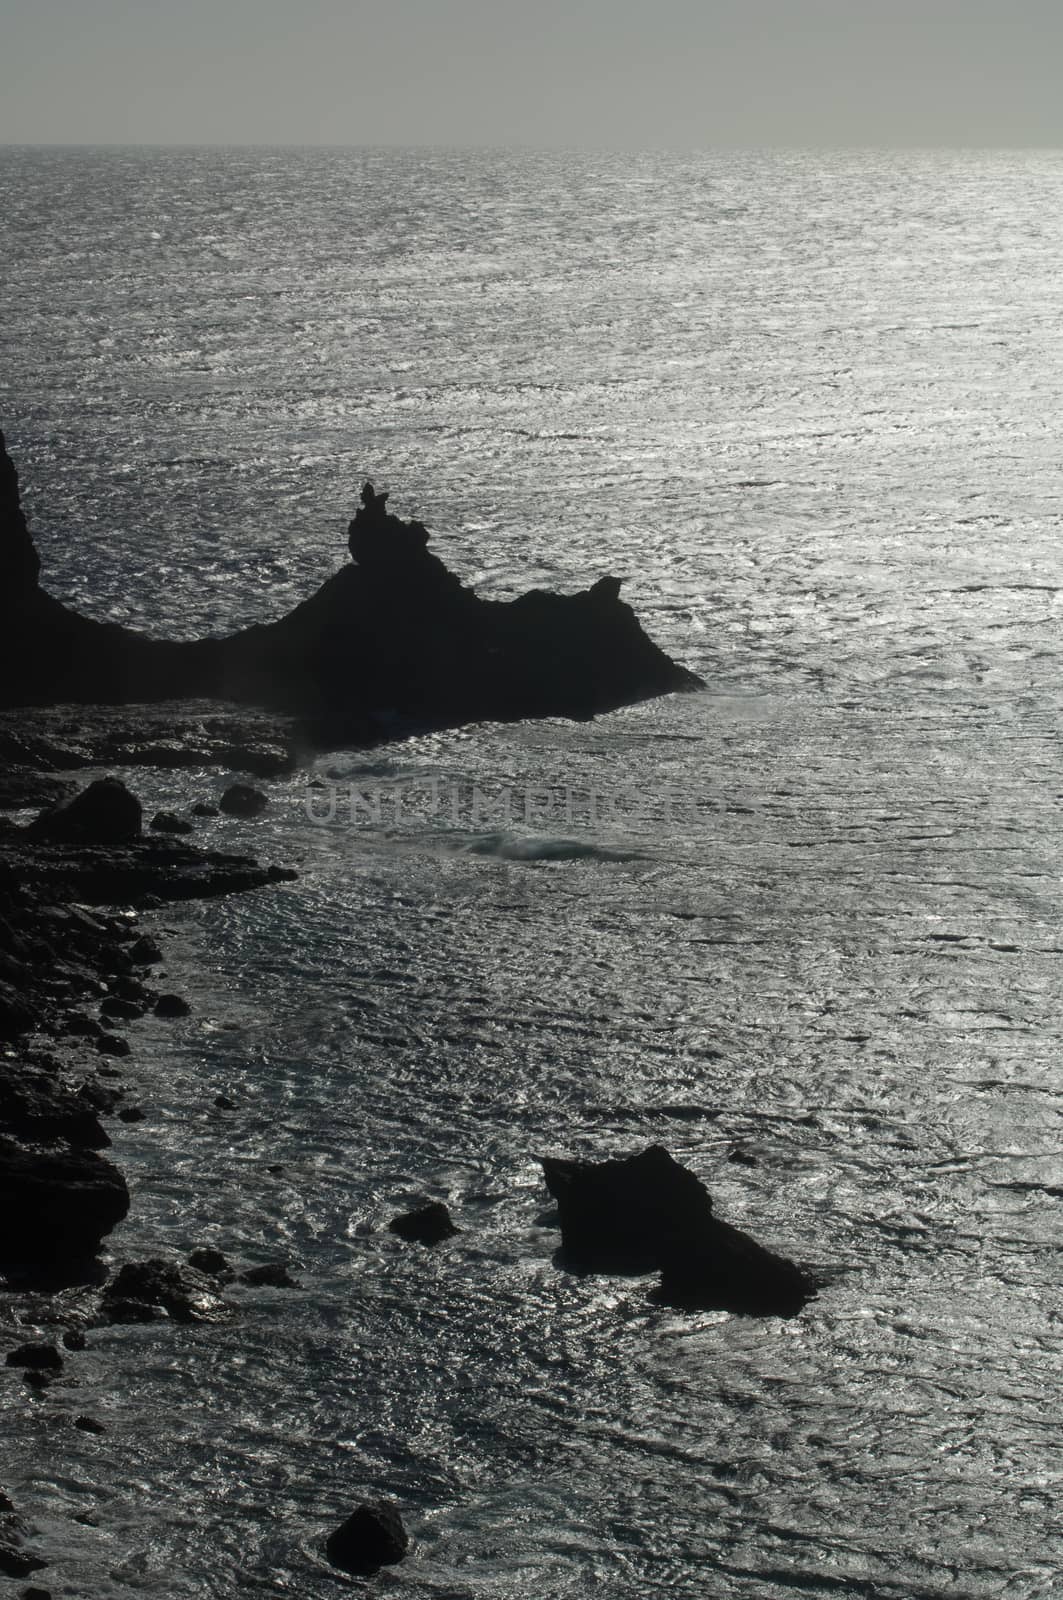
[{"xmin": 1, "ymin": 0, "xmax": 1061, "ymax": 148}]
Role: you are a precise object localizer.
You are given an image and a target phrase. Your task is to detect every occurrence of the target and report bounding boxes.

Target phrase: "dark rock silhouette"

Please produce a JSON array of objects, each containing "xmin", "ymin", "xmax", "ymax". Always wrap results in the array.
[
  {"xmin": 0, "ymin": 1058, "xmax": 111, "ymax": 1149},
  {"xmin": 388, "ymin": 1200, "xmax": 459, "ymax": 1245},
  {"xmin": 149, "ymin": 811, "xmax": 193, "ymax": 835},
  {"xmin": 219, "ymin": 783, "xmax": 267, "ymax": 818},
  {"xmin": 325, "ymin": 1500, "xmax": 409, "ymax": 1575},
  {"xmin": 239, "ymin": 1262, "xmax": 299, "ymax": 1288},
  {"xmin": 0, "ymin": 1136, "xmax": 130, "ymax": 1263},
  {"xmin": 540, "ymin": 1144, "xmax": 815, "ymax": 1317},
  {"xmin": 0, "ymin": 436, "xmax": 703, "ymax": 731},
  {"xmin": 5, "ymin": 1344, "xmax": 63, "ymax": 1372},
  {"xmin": 29, "ymin": 777, "xmax": 142, "ymax": 846}
]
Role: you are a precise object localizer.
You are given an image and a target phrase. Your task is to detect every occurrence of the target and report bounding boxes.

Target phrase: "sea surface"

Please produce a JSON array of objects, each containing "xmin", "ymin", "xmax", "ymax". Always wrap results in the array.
[{"xmin": 2, "ymin": 147, "xmax": 1062, "ymax": 1598}]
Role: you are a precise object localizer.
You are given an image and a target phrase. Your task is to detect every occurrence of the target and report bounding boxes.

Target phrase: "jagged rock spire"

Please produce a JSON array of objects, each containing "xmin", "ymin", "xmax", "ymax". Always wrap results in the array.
[{"xmin": 0, "ymin": 430, "xmax": 41, "ymax": 597}]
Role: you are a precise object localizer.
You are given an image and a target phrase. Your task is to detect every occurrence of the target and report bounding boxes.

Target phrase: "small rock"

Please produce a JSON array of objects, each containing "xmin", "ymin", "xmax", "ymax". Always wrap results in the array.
[
  {"xmin": 113, "ymin": 976, "xmax": 150, "ymax": 1003},
  {"xmin": 219, "ymin": 783, "xmax": 268, "ymax": 818},
  {"xmin": 239, "ymin": 1262, "xmax": 298, "ymax": 1288},
  {"xmin": 73, "ymin": 1416, "xmax": 106, "ymax": 1435},
  {"xmin": 154, "ymin": 994, "xmax": 190, "ymax": 1018},
  {"xmin": 96, "ymin": 1033, "xmax": 130, "ymax": 1057},
  {"xmin": 23, "ymin": 1371, "xmax": 53, "ymax": 1392},
  {"xmin": 191, "ymin": 802, "xmax": 219, "ymax": 818},
  {"xmin": 62, "ymin": 1330, "xmax": 87, "ymax": 1352},
  {"xmin": 117, "ymin": 1106, "xmax": 145, "ymax": 1123},
  {"xmin": 325, "ymin": 1500, "xmax": 408, "ymax": 1575},
  {"xmin": 22, "ymin": 1589, "xmax": 53, "ymax": 1600},
  {"xmin": 187, "ymin": 1248, "xmax": 232, "ymax": 1279},
  {"xmin": 5, "ymin": 1344, "xmax": 63, "ymax": 1371},
  {"xmin": 128, "ymin": 936, "xmax": 163, "ymax": 966},
  {"xmin": 388, "ymin": 1201, "xmax": 459, "ymax": 1245},
  {"xmin": 100, "ymin": 996, "xmax": 143, "ymax": 1021},
  {"xmin": 149, "ymin": 811, "xmax": 194, "ymax": 835},
  {"xmin": 727, "ymin": 1145, "xmax": 758, "ymax": 1167},
  {"xmin": 213, "ymin": 1094, "xmax": 237, "ymax": 1110}
]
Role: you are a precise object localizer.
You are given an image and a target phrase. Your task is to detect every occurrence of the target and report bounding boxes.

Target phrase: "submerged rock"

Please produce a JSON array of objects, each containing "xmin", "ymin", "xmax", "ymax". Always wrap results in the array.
[
  {"xmin": 149, "ymin": 811, "xmax": 193, "ymax": 835},
  {"xmin": 325, "ymin": 1500, "xmax": 408, "ymax": 1575},
  {"xmin": 388, "ymin": 1201, "xmax": 459, "ymax": 1245},
  {"xmin": 539, "ymin": 1144, "xmax": 815, "ymax": 1317}
]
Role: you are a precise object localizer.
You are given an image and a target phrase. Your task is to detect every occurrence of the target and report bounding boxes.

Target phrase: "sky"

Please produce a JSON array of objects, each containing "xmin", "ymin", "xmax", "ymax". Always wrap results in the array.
[{"xmin": 1, "ymin": 0, "xmax": 1061, "ymax": 148}]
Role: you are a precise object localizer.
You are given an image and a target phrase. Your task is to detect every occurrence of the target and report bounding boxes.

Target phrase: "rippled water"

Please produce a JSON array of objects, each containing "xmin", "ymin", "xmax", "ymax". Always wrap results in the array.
[{"xmin": 2, "ymin": 148, "xmax": 1062, "ymax": 1598}]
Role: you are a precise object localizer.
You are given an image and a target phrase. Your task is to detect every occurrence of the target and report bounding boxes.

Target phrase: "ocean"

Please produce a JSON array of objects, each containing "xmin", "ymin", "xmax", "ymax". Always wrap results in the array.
[{"xmin": 1, "ymin": 145, "xmax": 1061, "ymax": 1597}]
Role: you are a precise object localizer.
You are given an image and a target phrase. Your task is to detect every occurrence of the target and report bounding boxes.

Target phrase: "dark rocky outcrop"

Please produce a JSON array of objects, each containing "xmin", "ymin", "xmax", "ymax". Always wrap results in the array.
[
  {"xmin": 0, "ymin": 434, "xmax": 702, "ymax": 731},
  {"xmin": 238, "ymin": 1262, "xmax": 299, "ymax": 1288},
  {"xmin": 540, "ymin": 1144, "xmax": 815, "ymax": 1317},
  {"xmin": 0, "ymin": 1136, "xmax": 130, "ymax": 1264},
  {"xmin": 100, "ymin": 1258, "xmax": 233, "ymax": 1325},
  {"xmin": 0, "ymin": 1058, "xmax": 111, "ymax": 1149},
  {"xmin": 28, "ymin": 777, "xmax": 142, "ymax": 846},
  {"xmin": 388, "ymin": 1201, "xmax": 459, "ymax": 1245},
  {"xmin": 150, "ymin": 811, "xmax": 193, "ymax": 835},
  {"xmin": 0, "ymin": 428, "xmax": 40, "ymax": 595},
  {"xmin": 5, "ymin": 1344, "xmax": 63, "ymax": 1372},
  {"xmin": 325, "ymin": 1500, "xmax": 409, "ymax": 1576}
]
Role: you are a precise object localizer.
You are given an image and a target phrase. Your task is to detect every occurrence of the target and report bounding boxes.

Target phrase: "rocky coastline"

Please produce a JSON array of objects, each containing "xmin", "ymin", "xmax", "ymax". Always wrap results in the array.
[{"xmin": 0, "ymin": 434, "xmax": 818, "ymax": 1586}]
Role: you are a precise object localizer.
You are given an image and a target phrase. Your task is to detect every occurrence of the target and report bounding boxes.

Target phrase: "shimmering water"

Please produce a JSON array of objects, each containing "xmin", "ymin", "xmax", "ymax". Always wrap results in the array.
[{"xmin": 2, "ymin": 147, "xmax": 1062, "ymax": 1598}]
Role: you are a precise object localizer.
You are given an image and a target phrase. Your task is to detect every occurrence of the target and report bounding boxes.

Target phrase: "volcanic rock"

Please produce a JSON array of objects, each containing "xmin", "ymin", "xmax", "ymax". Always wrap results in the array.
[
  {"xmin": 325, "ymin": 1500, "xmax": 409, "ymax": 1575},
  {"xmin": 539, "ymin": 1144, "xmax": 815, "ymax": 1317},
  {"xmin": 154, "ymin": 993, "xmax": 190, "ymax": 1018}
]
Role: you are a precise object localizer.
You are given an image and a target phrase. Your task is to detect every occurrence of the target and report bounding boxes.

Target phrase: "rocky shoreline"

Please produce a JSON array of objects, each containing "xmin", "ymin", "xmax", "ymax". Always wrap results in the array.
[{"xmin": 0, "ymin": 734, "xmax": 300, "ymax": 1585}]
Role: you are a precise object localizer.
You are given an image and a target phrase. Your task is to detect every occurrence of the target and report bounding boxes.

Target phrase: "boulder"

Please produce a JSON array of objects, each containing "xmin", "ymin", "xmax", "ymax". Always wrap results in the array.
[
  {"xmin": 388, "ymin": 1201, "xmax": 458, "ymax": 1245},
  {"xmin": 539, "ymin": 1144, "xmax": 815, "ymax": 1317},
  {"xmin": 154, "ymin": 994, "xmax": 190, "ymax": 1018},
  {"xmin": 325, "ymin": 1500, "xmax": 408, "ymax": 1575},
  {"xmin": 219, "ymin": 784, "xmax": 267, "ymax": 818},
  {"xmin": 0, "ymin": 430, "xmax": 40, "ymax": 597},
  {"xmin": 149, "ymin": 811, "xmax": 193, "ymax": 835},
  {"xmin": 5, "ymin": 1344, "xmax": 62, "ymax": 1371},
  {"xmin": 238, "ymin": 1262, "xmax": 299, "ymax": 1288},
  {"xmin": 0, "ymin": 1136, "xmax": 130, "ymax": 1263},
  {"xmin": 100, "ymin": 1258, "xmax": 233, "ymax": 1324},
  {"xmin": 28, "ymin": 778, "xmax": 142, "ymax": 846}
]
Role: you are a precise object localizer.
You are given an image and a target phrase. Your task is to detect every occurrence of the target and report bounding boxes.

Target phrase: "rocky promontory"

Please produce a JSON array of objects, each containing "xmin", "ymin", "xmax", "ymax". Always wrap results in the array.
[{"xmin": 0, "ymin": 433, "xmax": 702, "ymax": 732}]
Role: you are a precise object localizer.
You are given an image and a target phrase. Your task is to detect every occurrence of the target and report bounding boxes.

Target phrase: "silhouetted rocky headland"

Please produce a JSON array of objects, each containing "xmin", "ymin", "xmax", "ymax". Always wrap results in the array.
[{"xmin": 0, "ymin": 432, "xmax": 702, "ymax": 733}]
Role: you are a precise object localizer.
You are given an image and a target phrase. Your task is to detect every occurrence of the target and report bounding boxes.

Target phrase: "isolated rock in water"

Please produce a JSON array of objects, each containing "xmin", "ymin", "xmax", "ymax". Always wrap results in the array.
[
  {"xmin": 0, "ymin": 1060, "xmax": 110, "ymax": 1150},
  {"xmin": 29, "ymin": 777, "xmax": 142, "ymax": 846},
  {"xmin": 187, "ymin": 1247, "xmax": 232, "ymax": 1279},
  {"xmin": 540, "ymin": 1144, "xmax": 713, "ymax": 1272},
  {"xmin": 0, "ymin": 1136, "xmax": 130, "ymax": 1263},
  {"xmin": 5, "ymin": 1343, "xmax": 63, "ymax": 1372},
  {"xmin": 388, "ymin": 1201, "xmax": 459, "ymax": 1245},
  {"xmin": 539, "ymin": 1144, "xmax": 815, "ymax": 1318},
  {"xmin": 325, "ymin": 1500, "xmax": 409, "ymax": 1575},
  {"xmin": 101, "ymin": 1258, "xmax": 233, "ymax": 1324},
  {"xmin": 154, "ymin": 993, "xmax": 191, "ymax": 1018},
  {"xmin": 219, "ymin": 783, "xmax": 267, "ymax": 818}
]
